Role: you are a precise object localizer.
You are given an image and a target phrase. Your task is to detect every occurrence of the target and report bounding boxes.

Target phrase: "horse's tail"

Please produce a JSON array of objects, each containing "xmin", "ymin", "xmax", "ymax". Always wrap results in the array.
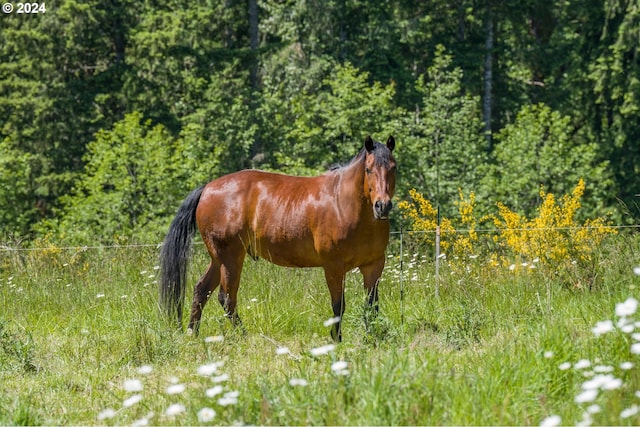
[{"xmin": 159, "ymin": 185, "xmax": 206, "ymax": 325}]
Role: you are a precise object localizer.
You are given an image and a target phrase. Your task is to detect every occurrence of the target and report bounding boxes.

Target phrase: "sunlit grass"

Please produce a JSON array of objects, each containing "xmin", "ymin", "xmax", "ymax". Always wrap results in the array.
[{"xmin": 0, "ymin": 234, "xmax": 639, "ymax": 425}]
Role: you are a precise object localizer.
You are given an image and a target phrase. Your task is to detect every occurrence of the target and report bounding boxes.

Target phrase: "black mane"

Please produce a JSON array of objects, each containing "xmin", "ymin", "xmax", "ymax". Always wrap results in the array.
[{"xmin": 328, "ymin": 140, "xmax": 394, "ymax": 172}]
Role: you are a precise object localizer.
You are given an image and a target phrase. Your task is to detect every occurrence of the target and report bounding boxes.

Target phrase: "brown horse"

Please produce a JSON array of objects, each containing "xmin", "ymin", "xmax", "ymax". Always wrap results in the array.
[{"xmin": 159, "ymin": 135, "xmax": 396, "ymax": 341}]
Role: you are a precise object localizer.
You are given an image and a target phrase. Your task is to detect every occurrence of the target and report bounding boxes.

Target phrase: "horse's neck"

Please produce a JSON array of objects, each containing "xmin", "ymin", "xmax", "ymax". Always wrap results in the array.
[{"xmin": 332, "ymin": 157, "xmax": 367, "ymax": 214}]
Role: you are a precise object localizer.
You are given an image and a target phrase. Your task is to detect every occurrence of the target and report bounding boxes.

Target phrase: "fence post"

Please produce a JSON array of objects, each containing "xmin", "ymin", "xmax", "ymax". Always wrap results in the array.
[
  {"xmin": 399, "ymin": 228, "xmax": 405, "ymax": 327},
  {"xmin": 435, "ymin": 225, "xmax": 440, "ymax": 298}
]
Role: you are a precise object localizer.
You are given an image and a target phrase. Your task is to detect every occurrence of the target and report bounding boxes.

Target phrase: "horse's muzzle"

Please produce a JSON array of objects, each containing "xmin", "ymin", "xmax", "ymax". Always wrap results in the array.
[{"xmin": 374, "ymin": 200, "xmax": 393, "ymax": 220}]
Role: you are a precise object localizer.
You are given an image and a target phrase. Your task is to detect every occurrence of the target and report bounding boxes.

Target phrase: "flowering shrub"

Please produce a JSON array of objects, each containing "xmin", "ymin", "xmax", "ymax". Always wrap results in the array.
[
  {"xmin": 399, "ymin": 179, "xmax": 616, "ymax": 277},
  {"xmin": 492, "ymin": 179, "xmax": 616, "ymax": 268},
  {"xmin": 398, "ymin": 188, "xmax": 484, "ymax": 259},
  {"xmin": 397, "ymin": 188, "xmax": 455, "ymax": 252}
]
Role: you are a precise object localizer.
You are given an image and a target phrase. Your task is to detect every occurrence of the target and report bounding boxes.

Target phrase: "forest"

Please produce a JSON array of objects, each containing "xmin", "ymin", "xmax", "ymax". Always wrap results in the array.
[{"xmin": 1, "ymin": 0, "xmax": 639, "ymax": 244}]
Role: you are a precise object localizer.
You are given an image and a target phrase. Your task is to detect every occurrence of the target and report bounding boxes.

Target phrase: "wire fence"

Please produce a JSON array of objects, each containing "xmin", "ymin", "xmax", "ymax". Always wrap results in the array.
[{"xmin": 0, "ymin": 223, "xmax": 637, "ymax": 253}]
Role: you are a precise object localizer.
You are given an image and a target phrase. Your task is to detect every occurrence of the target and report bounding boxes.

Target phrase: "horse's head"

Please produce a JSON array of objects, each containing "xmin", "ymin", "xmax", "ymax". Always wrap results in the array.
[{"xmin": 363, "ymin": 135, "xmax": 396, "ymax": 220}]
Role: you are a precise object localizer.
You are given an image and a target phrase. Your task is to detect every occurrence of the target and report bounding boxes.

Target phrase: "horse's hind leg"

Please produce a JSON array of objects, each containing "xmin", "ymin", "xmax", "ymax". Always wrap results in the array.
[
  {"xmin": 187, "ymin": 261, "xmax": 221, "ymax": 335},
  {"xmin": 217, "ymin": 248, "xmax": 246, "ymax": 327}
]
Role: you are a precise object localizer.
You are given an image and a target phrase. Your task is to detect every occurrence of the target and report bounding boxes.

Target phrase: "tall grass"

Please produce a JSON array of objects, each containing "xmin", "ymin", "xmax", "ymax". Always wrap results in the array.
[{"xmin": 1, "ymin": 233, "xmax": 639, "ymax": 425}]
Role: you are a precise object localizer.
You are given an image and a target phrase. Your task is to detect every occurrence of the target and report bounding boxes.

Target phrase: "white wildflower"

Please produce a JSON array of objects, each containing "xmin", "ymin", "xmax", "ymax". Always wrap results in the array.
[
  {"xmin": 123, "ymin": 379, "xmax": 143, "ymax": 392},
  {"xmin": 582, "ymin": 374, "xmax": 622, "ymax": 391},
  {"xmin": 558, "ymin": 362, "xmax": 572, "ymax": 370},
  {"xmin": 137, "ymin": 364, "xmax": 153, "ymax": 374},
  {"xmin": 276, "ymin": 346, "xmax": 290, "ymax": 355},
  {"xmin": 586, "ymin": 404, "xmax": 601, "ymax": 414},
  {"xmin": 620, "ymin": 361, "xmax": 634, "ymax": 370},
  {"xmin": 574, "ymin": 359, "xmax": 591, "ymax": 370},
  {"xmin": 123, "ymin": 394, "xmax": 143, "ymax": 408},
  {"xmin": 131, "ymin": 416, "xmax": 149, "ymax": 426},
  {"xmin": 166, "ymin": 384, "xmax": 186, "ymax": 395},
  {"xmin": 197, "ymin": 407, "xmax": 216, "ymax": 422},
  {"xmin": 204, "ymin": 335, "xmax": 224, "ymax": 343},
  {"xmin": 616, "ymin": 297, "xmax": 638, "ymax": 317},
  {"xmin": 593, "ymin": 365, "xmax": 614, "ymax": 373},
  {"xmin": 218, "ymin": 391, "xmax": 239, "ymax": 406},
  {"xmin": 619, "ymin": 317, "xmax": 635, "ymax": 333},
  {"xmin": 539, "ymin": 414, "xmax": 561, "ymax": 427},
  {"xmin": 323, "ymin": 316, "xmax": 341, "ymax": 327},
  {"xmin": 198, "ymin": 362, "xmax": 223, "ymax": 376},
  {"xmin": 592, "ymin": 320, "xmax": 615, "ymax": 337},
  {"xmin": 631, "ymin": 342, "xmax": 640, "ymax": 355},
  {"xmin": 205, "ymin": 385, "xmax": 224, "ymax": 398},
  {"xmin": 601, "ymin": 376, "xmax": 622, "ymax": 390},
  {"xmin": 621, "ymin": 405, "xmax": 639, "ymax": 419},
  {"xmin": 576, "ymin": 412, "xmax": 593, "ymax": 427},
  {"xmin": 633, "ymin": 266, "xmax": 640, "ymax": 276},
  {"xmin": 212, "ymin": 373, "xmax": 229, "ymax": 383},
  {"xmin": 331, "ymin": 360, "xmax": 349, "ymax": 375},
  {"xmin": 575, "ymin": 389, "xmax": 598, "ymax": 403},
  {"xmin": 310, "ymin": 344, "xmax": 335, "ymax": 356},
  {"xmin": 289, "ymin": 378, "xmax": 308, "ymax": 387},
  {"xmin": 97, "ymin": 408, "xmax": 117, "ymax": 420},
  {"xmin": 165, "ymin": 403, "xmax": 185, "ymax": 416}
]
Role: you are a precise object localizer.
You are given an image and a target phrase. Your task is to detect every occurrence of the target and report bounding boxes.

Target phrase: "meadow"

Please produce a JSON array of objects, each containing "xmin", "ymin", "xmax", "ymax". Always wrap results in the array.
[{"xmin": 1, "ymin": 232, "xmax": 640, "ymax": 426}]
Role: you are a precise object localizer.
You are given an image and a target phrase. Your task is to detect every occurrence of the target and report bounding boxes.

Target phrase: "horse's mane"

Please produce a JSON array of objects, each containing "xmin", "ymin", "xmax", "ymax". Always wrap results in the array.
[{"xmin": 328, "ymin": 142, "xmax": 393, "ymax": 172}]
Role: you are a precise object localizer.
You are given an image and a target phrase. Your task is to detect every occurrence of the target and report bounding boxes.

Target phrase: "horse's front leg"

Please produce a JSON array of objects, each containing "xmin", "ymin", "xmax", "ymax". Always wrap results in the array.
[
  {"xmin": 360, "ymin": 258, "xmax": 385, "ymax": 326},
  {"xmin": 323, "ymin": 266, "xmax": 347, "ymax": 342}
]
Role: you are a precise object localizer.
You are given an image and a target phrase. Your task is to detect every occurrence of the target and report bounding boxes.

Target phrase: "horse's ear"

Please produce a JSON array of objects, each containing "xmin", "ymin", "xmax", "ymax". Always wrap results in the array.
[
  {"xmin": 386, "ymin": 135, "xmax": 395, "ymax": 151},
  {"xmin": 365, "ymin": 135, "xmax": 375, "ymax": 152}
]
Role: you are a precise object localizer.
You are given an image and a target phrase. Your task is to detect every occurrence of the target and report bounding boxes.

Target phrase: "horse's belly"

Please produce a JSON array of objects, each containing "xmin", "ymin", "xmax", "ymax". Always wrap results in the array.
[{"xmin": 254, "ymin": 241, "xmax": 322, "ymax": 268}]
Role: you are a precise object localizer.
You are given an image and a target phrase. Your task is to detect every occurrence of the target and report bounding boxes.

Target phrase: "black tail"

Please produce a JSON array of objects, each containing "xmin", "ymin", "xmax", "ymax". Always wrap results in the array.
[{"xmin": 159, "ymin": 185, "xmax": 205, "ymax": 326}]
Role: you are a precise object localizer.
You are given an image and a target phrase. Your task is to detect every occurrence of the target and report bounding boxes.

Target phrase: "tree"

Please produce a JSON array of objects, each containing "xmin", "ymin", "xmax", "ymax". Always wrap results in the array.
[
  {"xmin": 484, "ymin": 103, "xmax": 614, "ymax": 219},
  {"xmin": 263, "ymin": 62, "xmax": 401, "ymax": 175},
  {"xmin": 37, "ymin": 113, "xmax": 183, "ymax": 244},
  {"xmin": 588, "ymin": 0, "xmax": 640, "ymax": 212},
  {"xmin": 175, "ymin": 64, "xmax": 258, "ymax": 188},
  {"xmin": 400, "ymin": 46, "xmax": 488, "ymax": 218},
  {"xmin": 0, "ymin": 0, "xmax": 138, "ymax": 236}
]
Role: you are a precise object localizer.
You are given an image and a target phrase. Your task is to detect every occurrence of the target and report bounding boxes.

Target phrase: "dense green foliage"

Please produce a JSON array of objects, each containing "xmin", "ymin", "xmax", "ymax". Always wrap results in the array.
[
  {"xmin": 1, "ymin": 0, "xmax": 638, "ymax": 242},
  {"xmin": 1, "ymin": 234, "xmax": 639, "ymax": 425}
]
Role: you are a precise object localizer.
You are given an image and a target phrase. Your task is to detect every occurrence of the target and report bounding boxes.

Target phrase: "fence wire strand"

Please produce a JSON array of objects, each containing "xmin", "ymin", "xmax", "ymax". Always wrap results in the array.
[{"xmin": 0, "ymin": 224, "xmax": 638, "ymax": 253}]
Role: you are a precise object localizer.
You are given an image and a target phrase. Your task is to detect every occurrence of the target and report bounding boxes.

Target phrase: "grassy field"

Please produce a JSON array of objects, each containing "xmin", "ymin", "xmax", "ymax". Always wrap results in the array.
[{"xmin": 1, "ymin": 233, "xmax": 640, "ymax": 425}]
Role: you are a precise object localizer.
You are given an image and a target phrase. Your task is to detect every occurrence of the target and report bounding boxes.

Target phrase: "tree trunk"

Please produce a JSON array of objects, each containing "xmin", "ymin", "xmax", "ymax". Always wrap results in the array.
[
  {"xmin": 248, "ymin": 0, "xmax": 262, "ymax": 165},
  {"xmin": 248, "ymin": 0, "xmax": 259, "ymax": 89},
  {"xmin": 483, "ymin": 2, "xmax": 493, "ymax": 149}
]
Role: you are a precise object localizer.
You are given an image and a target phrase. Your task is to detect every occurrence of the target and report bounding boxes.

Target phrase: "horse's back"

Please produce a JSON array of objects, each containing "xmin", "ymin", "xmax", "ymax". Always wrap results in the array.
[{"xmin": 196, "ymin": 170, "xmax": 329, "ymax": 266}]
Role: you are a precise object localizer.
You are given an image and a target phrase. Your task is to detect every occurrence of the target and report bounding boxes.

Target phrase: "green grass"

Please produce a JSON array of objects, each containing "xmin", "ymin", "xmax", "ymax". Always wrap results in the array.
[{"xmin": 1, "ymin": 234, "xmax": 640, "ymax": 425}]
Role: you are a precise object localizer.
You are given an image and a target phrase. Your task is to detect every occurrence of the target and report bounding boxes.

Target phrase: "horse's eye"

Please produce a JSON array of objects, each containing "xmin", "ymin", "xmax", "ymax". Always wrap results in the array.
[{"xmin": 365, "ymin": 168, "xmax": 371, "ymax": 174}]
